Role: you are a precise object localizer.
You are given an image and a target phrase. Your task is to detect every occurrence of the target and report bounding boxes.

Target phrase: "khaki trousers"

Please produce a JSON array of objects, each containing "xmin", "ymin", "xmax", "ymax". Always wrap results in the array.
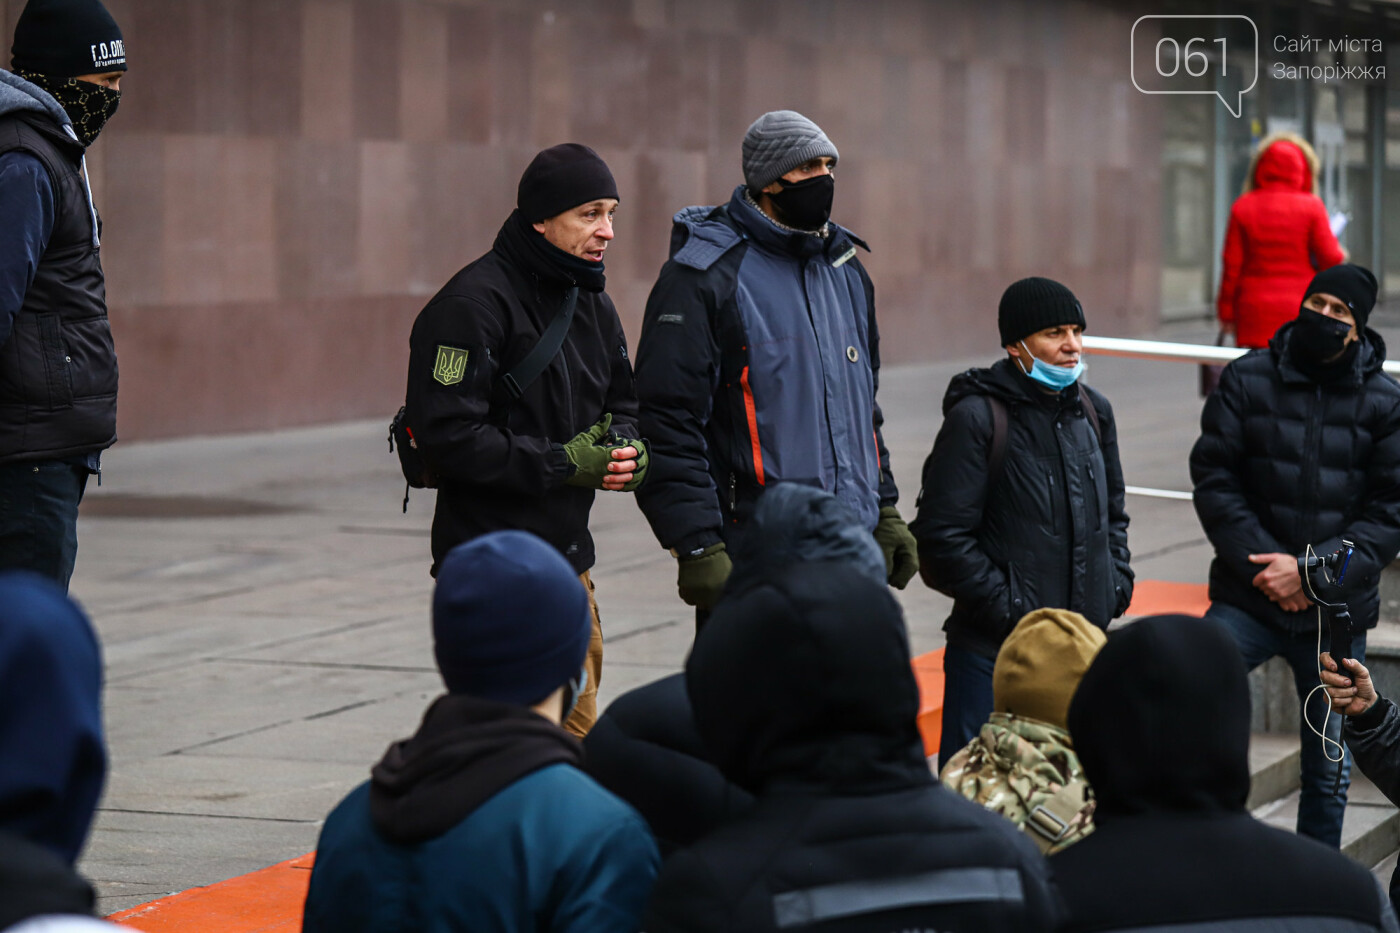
[{"xmin": 562, "ymin": 570, "xmax": 603, "ymax": 738}]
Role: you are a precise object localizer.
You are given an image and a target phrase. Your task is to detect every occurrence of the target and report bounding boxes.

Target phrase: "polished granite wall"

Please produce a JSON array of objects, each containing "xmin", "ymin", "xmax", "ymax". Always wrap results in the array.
[{"xmin": 2, "ymin": 0, "xmax": 1159, "ymax": 438}]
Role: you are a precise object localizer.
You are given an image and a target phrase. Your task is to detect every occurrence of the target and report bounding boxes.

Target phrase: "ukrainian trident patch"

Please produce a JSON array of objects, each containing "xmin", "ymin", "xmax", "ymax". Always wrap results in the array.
[{"xmin": 432, "ymin": 346, "xmax": 469, "ymax": 386}]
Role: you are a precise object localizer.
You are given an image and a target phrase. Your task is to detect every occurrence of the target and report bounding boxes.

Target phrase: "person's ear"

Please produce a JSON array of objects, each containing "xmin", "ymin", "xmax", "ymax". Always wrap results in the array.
[
  {"xmin": 1005, "ymin": 343, "xmax": 1022, "ymax": 359},
  {"xmin": 532, "ymin": 221, "xmax": 547, "ymax": 235}
]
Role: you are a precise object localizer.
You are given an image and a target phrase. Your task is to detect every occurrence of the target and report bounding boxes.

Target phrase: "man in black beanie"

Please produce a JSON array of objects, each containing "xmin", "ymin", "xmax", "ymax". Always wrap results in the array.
[
  {"xmin": 910, "ymin": 276, "xmax": 1133, "ymax": 770},
  {"xmin": 1191, "ymin": 261, "xmax": 1400, "ymax": 848},
  {"xmin": 402, "ymin": 143, "xmax": 644, "ymax": 738},
  {"xmin": 0, "ymin": 0, "xmax": 126, "ymax": 591}
]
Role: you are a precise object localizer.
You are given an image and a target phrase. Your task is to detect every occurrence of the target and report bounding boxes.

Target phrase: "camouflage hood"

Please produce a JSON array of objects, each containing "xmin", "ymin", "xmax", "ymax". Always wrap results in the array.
[{"xmin": 940, "ymin": 712, "xmax": 1093, "ymax": 853}]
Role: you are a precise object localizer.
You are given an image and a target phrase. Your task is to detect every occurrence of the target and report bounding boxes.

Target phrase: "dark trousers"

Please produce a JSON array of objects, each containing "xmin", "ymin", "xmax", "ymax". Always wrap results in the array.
[
  {"xmin": 937, "ymin": 645, "xmax": 998, "ymax": 772},
  {"xmin": 1207, "ymin": 601, "xmax": 1364, "ymax": 848},
  {"xmin": 0, "ymin": 460, "xmax": 89, "ymax": 592}
]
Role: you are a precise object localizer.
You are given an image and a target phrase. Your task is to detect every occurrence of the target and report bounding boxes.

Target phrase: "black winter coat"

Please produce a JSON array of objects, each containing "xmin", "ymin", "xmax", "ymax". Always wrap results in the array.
[
  {"xmin": 405, "ymin": 214, "xmax": 639, "ymax": 575},
  {"xmin": 1190, "ymin": 323, "xmax": 1400, "ymax": 633},
  {"xmin": 910, "ymin": 359, "xmax": 1132, "ymax": 658},
  {"xmin": 643, "ymin": 556, "xmax": 1060, "ymax": 932}
]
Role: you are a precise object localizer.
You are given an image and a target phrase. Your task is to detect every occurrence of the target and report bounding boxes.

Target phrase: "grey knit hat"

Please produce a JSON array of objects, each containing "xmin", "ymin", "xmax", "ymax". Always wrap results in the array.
[{"xmin": 741, "ymin": 110, "xmax": 839, "ymax": 192}]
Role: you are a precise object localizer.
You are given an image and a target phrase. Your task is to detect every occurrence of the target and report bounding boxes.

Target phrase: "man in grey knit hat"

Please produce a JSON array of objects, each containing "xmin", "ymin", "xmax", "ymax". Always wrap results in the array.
[{"xmin": 634, "ymin": 110, "xmax": 917, "ymax": 627}]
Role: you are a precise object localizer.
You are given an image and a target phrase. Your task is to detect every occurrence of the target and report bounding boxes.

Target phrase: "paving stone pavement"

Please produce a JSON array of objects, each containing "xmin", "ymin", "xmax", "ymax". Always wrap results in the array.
[{"xmin": 69, "ymin": 317, "xmax": 1398, "ymax": 914}]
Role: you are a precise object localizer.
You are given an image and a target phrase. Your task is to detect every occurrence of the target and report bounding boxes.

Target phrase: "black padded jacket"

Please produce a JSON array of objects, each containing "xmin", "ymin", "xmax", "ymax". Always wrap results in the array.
[{"xmin": 1190, "ymin": 322, "xmax": 1400, "ymax": 633}]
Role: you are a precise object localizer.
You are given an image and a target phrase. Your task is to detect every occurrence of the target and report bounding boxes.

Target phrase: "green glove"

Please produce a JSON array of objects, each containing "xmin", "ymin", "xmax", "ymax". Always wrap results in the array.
[
  {"xmin": 676, "ymin": 543, "xmax": 732, "ymax": 610},
  {"xmin": 873, "ymin": 506, "xmax": 919, "ymax": 590},
  {"xmin": 616, "ymin": 436, "xmax": 649, "ymax": 492},
  {"xmin": 562, "ymin": 414, "xmax": 614, "ymax": 488}
]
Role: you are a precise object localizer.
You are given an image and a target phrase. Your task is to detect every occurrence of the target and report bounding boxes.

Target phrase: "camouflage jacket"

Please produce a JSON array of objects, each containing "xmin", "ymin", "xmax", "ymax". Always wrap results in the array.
[{"xmin": 939, "ymin": 712, "xmax": 1095, "ymax": 854}]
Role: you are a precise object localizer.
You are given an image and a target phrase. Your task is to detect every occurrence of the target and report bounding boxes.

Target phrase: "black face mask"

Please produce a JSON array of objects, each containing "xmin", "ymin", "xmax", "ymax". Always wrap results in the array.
[
  {"xmin": 768, "ymin": 173, "xmax": 835, "ymax": 231},
  {"xmin": 19, "ymin": 70, "xmax": 120, "ymax": 147},
  {"xmin": 1291, "ymin": 307, "xmax": 1354, "ymax": 367}
]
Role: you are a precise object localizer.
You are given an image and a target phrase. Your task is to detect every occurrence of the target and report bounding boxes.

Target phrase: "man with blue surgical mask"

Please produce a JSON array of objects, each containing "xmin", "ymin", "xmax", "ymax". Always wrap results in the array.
[{"xmin": 911, "ymin": 277, "xmax": 1133, "ymax": 770}]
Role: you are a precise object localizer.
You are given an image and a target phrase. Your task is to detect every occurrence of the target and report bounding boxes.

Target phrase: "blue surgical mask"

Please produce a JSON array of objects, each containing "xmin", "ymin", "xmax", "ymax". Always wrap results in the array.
[{"xmin": 1018, "ymin": 341, "xmax": 1084, "ymax": 390}]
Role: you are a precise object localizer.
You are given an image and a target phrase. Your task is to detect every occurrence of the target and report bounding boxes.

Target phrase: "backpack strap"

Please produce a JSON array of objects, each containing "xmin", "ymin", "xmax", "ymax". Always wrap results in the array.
[
  {"xmin": 985, "ymin": 396, "xmax": 1009, "ymax": 490},
  {"xmin": 500, "ymin": 286, "xmax": 579, "ymax": 401},
  {"xmin": 1077, "ymin": 383, "xmax": 1102, "ymax": 445},
  {"xmin": 1024, "ymin": 779, "xmax": 1090, "ymax": 855}
]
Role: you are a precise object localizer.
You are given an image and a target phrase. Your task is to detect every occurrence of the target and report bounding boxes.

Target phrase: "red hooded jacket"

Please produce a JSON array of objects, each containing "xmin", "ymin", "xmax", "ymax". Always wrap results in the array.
[{"xmin": 1217, "ymin": 139, "xmax": 1345, "ymax": 348}]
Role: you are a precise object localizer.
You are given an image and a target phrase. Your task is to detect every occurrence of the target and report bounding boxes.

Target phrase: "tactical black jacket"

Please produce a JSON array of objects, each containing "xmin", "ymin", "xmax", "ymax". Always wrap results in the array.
[
  {"xmin": 0, "ymin": 86, "xmax": 118, "ymax": 465},
  {"xmin": 910, "ymin": 359, "xmax": 1132, "ymax": 658},
  {"xmin": 1191, "ymin": 322, "xmax": 1400, "ymax": 633},
  {"xmin": 405, "ymin": 215, "xmax": 638, "ymax": 575}
]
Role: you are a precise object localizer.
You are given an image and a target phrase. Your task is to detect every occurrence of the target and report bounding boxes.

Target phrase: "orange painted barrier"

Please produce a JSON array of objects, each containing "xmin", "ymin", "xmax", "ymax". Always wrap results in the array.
[
  {"xmin": 1125, "ymin": 580, "xmax": 1210, "ymax": 617},
  {"xmin": 107, "ymin": 852, "xmax": 313, "ymax": 931},
  {"xmin": 911, "ymin": 648, "xmax": 944, "ymax": 758}
]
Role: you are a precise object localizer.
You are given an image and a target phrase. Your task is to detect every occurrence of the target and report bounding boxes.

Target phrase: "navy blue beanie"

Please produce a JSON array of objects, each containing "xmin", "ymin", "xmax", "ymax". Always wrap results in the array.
[{"xmin": 432, "ymin": 531, "xmax": 591, "ymax": 706}]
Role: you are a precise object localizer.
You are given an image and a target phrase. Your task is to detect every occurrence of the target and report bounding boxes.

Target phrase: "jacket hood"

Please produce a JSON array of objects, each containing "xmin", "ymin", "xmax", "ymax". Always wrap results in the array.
[
  {"xmin": 0, "ymin": 69, "xmax": 71, "ymax": 130},
  {"xmin": 1247, "ymin": 135, "xmax": 1316, "ymax": 194},
  {"xmin": 687, "ymin": 561, "xmax": 927, "ymax": 795},
  {"xmin": 724, "ymin": 483, "xmax": 887, "ymax": 596},
  {"xmin": 1269, "ymin": 318, "xmax": 1387, "ymax": 387},
  {"xmin": 942, "ymin": 356, "xmax": 1080, "ymax": 416},
  {"xmin": 1067, "ymin": 614, "xmax": 1251, "ymax": 819},
  {"xmin": 0, "ymin": 572, "xmax": 106, "ymax": 865}
]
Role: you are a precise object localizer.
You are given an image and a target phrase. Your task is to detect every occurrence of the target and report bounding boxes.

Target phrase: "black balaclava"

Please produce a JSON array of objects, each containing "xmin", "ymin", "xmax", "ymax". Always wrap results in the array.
[
  {"xmin": 12, "ymin": 0, "xmax": 126, "ymax": 147},
  {"xmin": 767, "ymin": 173, "xmax": 835, "ymax": 231}
]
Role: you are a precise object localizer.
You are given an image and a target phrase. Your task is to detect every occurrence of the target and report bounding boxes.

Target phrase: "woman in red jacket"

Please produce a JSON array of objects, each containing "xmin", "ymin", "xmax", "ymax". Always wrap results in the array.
[{"xmin": 1218, "ymin": 134, "xmax": 1345, "ymax": 348}]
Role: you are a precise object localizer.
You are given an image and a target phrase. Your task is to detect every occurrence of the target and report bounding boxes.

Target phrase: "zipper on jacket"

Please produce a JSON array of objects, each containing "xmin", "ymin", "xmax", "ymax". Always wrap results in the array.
[
  {"xmin": 728, "ymin": 472, "xmax": 737, "ymax": 511},
  {"xmin": 1298, "ymin": 385, "xmax": 1323, "ymax": 543}
]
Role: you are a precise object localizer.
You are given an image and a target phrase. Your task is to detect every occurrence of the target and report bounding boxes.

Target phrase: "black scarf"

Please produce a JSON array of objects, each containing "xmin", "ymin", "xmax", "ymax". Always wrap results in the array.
[
  {"xmin": 368, "ymin": 693, "xmax": 582, "ymax": 844},
  {"xmin": 17, "ymin": 70, "xmax": 119, "ymax": 147},
  {"xmin": 492, "ymin": 209, "xmax": 607, "ymax": 293}
]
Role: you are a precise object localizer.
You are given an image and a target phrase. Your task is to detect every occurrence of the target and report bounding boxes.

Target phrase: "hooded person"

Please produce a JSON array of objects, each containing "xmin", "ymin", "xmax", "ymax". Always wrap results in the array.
[
  {"xmin": 0, "ymin": 0, "xmax": 126, "ymax": 592},
  {"xmin": 911, "ymin": 276, "xmax": 1133, "ymax": 771},
  {"xmin": 402, "ymin": 142, "xmax": 645, "ymax": 739},
  {"xmin": 641, "ymin": 489, "xmax": 1060, "ymax": 933},
  {"xmin": 1217, "ymin": 133, "xmax": 1346, "ymax": 349},
  {"xmin": 1191, "ymin": 263, "xmax": 1400, "ymax": 848},
  {"xmin": 940, "ymin": 607, "xmax": 1105, "ymax": 854},
  {"xmin": 302, "ymin": 531, "xmax": 659, "ymax": 933},
  {"xmin": 0, "ymin": 571, "xmax": 119, "ymax": 931},
  {"xmin": 583, "ymin": 483, "xmax": 886, "ymax": 854},
  {"xmin": 1054, "ymin": 613, "xmax": 1398, "ymax": 932}
]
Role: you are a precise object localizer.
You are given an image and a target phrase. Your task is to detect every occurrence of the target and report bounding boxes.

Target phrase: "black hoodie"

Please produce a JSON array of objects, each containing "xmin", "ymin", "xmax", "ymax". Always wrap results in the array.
[
  {"xmin": 642, "ymin": 557, "xmax": 1060, "ymax": 932},
  {"xmin": 911, "ymin": 357, "xmax": 1132, "ymax": 657},
  {"xmin": 1054, "ymin": 614, "xmax": 1396, "ymax": 932},
  {"xmin": 1191, "ymin": 322, "xmax": 1400, "ymax": 635}
]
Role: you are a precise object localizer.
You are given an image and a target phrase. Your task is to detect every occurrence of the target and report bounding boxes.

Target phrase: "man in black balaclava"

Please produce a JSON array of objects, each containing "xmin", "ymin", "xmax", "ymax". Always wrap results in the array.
[
  {"xmin": 1191, "ymin": 263, "xmax": 1400, "ymax": 848},
  {"xmin": 403, "ymin": 143, "xmax": 645, "ymax": 739},
  {"xmin": 1055, "ymin": 614, "xmax": 1398, "ymax": 932},
  {"xmin": 0, "ymin": 0, "xmax": 125, "ymax": 591}
]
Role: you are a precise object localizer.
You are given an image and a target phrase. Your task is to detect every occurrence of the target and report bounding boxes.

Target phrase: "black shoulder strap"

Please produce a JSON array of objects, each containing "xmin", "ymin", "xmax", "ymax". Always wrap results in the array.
[
  {"xmin": 501, "ymin": 287, "xmax": 578, "ymax": 400},
  {"xmin": 986, "ymin": 396, "xmax": 1009, "ymax": 488},
  {"xmin": 1077, "ymin": 383, "xmax": 1102, "ymax": 444}
]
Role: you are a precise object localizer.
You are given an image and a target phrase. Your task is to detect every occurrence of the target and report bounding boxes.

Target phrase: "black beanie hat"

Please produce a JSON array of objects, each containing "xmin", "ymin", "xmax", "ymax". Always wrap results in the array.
[
  {"xmin": 1305, "ymin": 263, "xmax": 1379, "ymax": 328},
  {"xmin": 12, "ymin": 0, "xmax": 126, "ymax": 78},
  {"xmin": 998, "ymin": 277, "xmax": 1087, "ymax": 347},
  {"xmin": 517, "ymin": 143, "xmax": 619, "ymax": 224}
]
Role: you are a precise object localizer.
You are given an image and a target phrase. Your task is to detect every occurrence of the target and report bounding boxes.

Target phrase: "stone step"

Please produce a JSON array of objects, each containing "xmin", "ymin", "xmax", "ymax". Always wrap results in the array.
[
  {"xmin": 1251, "ymin": 771, "xmax": 1400, "ymax": 869},
  {"xmin": 1247, "ymin": 733, "xmax": 1302, "ymax": 811}
]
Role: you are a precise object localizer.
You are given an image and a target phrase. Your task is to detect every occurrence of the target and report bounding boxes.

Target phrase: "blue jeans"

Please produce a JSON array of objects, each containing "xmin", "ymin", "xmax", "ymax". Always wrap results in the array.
[
  {"xmin": 0, "ymin": 460, "xmax": 89, "ymax": 592},
  {"xmin": 1207, "ymin": 601, "xmax": 1365, "ymax": 848},
  {"xmin": 938, "ymin": 646, "xmax": 997, "ymax": 771}
]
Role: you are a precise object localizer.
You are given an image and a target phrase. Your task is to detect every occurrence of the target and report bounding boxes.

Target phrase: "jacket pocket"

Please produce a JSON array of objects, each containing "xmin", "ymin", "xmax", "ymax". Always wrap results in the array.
[
  {"xmin": 37, "ymin": 314, "xmax": 74, "ymax": 411},
  {"xmin": 1085, "ymin": 461, "xmax": 1103, "ymax": 531}
]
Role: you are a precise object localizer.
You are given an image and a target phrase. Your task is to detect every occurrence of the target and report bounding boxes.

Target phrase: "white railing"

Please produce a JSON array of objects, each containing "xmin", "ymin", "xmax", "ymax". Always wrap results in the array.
[{"xmin": 1082, "ymin": 335, "xmax": 1400, "ymax": 377}]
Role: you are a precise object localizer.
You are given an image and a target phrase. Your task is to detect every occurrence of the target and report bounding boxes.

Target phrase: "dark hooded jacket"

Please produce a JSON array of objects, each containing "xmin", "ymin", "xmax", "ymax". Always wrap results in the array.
[
  {"xmin": 1054, "ymin": 614, "xmax": 1397, "ymax": 932},
  {"xmin": 643, "ymin": 549, "xmax": 1060, "ymax": 932},
  {"xmin": 583, "ymin": 484, "xmax": 883, "ymax": 854},
  {"xmin": 1191, "ymin": 322, "xmax": 1400, "ymax": 634},
  {"xmin": 910, "ymin": 358, "xmax": 1132, "ymax": 658},
  {"xmin": 406, "ymin": 210, "xmax": 639, "ymax": 575},
  {"xmin": 0, "ymin": 71, "xmax": 118, "ymax": 465}
]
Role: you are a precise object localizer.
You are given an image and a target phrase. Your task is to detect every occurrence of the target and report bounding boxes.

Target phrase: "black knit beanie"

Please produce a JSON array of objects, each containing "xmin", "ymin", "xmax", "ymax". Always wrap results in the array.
[
  {"xmin": 1305, "ymin": 264, "xmax": 1378, "ymax": 329},
  {"xmin": 998, "ymin": 277, "xmax": 1086, "ymax": 347},
  {"xmin": 517, "ymin": 143, "xmax": 618, "ymax": 224},
  {"xmin": 12, "ymin": 0, "xmax": 126, "ymax": 78}
]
